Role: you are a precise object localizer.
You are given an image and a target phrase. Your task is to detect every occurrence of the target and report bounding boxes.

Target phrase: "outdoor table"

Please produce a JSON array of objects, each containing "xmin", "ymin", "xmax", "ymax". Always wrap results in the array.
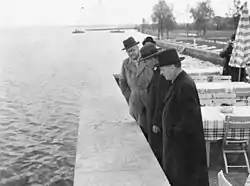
[
  {"xmin": 184, "ymin": 67, "xmax": 221, "ymax": 76},
  {"xmin": 201, "ymin": 106, "xmax": 250, "ymax": 167},
  {"xmin": 196, "ymin": 82, "xmax": 250, "ymax": 94}
]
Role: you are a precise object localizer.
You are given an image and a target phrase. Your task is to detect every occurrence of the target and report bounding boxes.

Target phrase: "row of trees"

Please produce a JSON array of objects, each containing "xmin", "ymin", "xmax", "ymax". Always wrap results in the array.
[{"xmin": 140, "ymin": 0, "xmax": 245, "ymax": 38}]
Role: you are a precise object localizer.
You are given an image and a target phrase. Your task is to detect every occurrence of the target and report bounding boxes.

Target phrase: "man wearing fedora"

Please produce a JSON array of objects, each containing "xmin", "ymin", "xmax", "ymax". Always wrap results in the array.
[
  {"xmin": 119, "ymin": 37, "xmax": 156, "ymax": 138},
  {"xmin": 140, "ymin": 43, "xmax": 171, "ymax": 166},
  {"xmin": 154, "ymin": 48, "xmax": 209, "ymax": 186},
  {"xmin": 142, "ymin": 36, "xmax": 162, "ymax": 50},
  {"xmin": 142, "ymin": 36, "xmax": 156, "ymax": 46}
]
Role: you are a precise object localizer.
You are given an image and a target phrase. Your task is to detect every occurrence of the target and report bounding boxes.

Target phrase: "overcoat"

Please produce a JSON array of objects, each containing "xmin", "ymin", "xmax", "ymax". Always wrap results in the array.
[
  {"xmin": 147, "ymin": 67, "xmax": 171, "ymax": 164},
  {"xmin": 220, "ymin": 42, "xmax": 246, "ymax": 81},
  {"xmin": 119, "ymin": 57, "xmax": 156, "ymax": 134},
  {"xmin": 220, "ymin": 42, "xmax": 233, "ymax": 76},
  {"xmin": 162, "ymin": 71, "xmax": 209, "ymax": 186}
]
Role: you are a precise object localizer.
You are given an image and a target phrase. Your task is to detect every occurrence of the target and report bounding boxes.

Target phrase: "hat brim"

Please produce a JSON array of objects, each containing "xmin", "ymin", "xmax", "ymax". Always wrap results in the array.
[
  {"xmin": 142, "ymin": 40, "xmax": 156, "ymax": 45},
  {"xmin": 122, "ymin": 41, "xmax": 140, "ymax": 50},
  {"xmin": 139, "ymin": 48, "xmax": 165, "ymax": 61},
  {"xmin": 155, "ymin": 56, "xmax": 185, "ymax": 68}
]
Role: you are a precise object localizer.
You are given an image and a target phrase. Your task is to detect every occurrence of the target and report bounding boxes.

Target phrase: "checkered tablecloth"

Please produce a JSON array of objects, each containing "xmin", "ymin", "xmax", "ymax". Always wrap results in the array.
[{"xmin": 201, "ymin": 106, "xmax": 250, "ymax": 141}]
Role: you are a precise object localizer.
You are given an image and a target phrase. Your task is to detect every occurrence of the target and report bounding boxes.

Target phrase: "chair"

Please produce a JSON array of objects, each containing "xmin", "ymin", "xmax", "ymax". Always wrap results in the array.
[
  {"xmin": 212, "ymin": 92, "xmax": 236, "ymax": 106},
  {"xmin": 191, "ymin": 75, "xmax": 208, "ymax": 82},
  {"xmin": 212, "ymin": 99, "xmax": 236, "ymax": 106},
  {"xmin": 199, "ymin": 99, "xmax": 213, "ymax": 106},
  {"xmin": 222, "ymin": 116, "xmax": 250, "ymax": 173},
  {"xmin": 235, "ymin": 91, "xmax": 250, "ymax": 106},
  {"xmin": 212, "ymin": 75, "xmax": 232, "ymax": 82},
  {"xmin": 218, "ymin": 170, "xmax": 232, "ymax": 186}
]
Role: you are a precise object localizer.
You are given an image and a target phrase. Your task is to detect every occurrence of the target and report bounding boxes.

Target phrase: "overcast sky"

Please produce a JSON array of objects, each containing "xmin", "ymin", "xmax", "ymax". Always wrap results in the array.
[{"xmin": 0, "ymin": 0, "xmax": 249, "ymax": 27}]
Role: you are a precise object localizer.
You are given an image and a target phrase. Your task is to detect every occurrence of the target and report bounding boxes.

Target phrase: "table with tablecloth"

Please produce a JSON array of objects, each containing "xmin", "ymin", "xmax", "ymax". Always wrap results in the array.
[
  {"xmin": 196, "ymin": 82, "xmax": 250, "ymax": 93},
  {"xmin": 201, "ymin": 106, "xmax": 250, "ymax": 167},
  {"xmin": 184, "ymin": 67, "xmax": 221, "ymax": 76},
  {"xmin": 196, "ymin": 82, "xmax": 250, "ymax": 106}
]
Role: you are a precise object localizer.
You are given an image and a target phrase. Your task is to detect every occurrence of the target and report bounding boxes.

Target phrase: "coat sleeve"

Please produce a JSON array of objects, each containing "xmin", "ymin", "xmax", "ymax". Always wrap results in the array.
[
  {"xmin": 151, "ymin": 72, "xmax": 163, "ymax": 128},
  {"xmin": 152, "ymin": 92, "xmax": 164, "ymax": 128},
  {"xmin": 219, "ymin": 43, "xmax": 232, "ymax": 58},
  {"xmin": 153, "ymin": 77, "xmax": 171, "ymax": 128},
  {"xmin": 119, "ymin": 60, "xmax": 131, "ymax": 104},
  {"xmin": 147, "ymin": 76, "xmax": 156, "ymax": 122},
  {"xmin": 172, "ymin": 82, "xmax": 201, "ymax": 135}
]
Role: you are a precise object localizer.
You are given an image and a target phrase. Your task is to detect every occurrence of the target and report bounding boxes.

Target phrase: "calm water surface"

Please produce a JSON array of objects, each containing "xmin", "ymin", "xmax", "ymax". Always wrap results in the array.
[{"xmin": 0, "ymin": 27, "xmax": 219, "ymax": 185}]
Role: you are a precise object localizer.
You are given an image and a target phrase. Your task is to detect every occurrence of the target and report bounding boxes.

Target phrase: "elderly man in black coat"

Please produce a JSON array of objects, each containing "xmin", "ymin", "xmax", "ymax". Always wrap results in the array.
[
  {"xmin": 139, "ymin": 44, "xmax": 171, "ymax": 165},
  {"xmin": 220, "ymin": 33, "xmax": 246, "ymax": 81},
  {"xmin": 155, "ymin": 48, "xmax": 209, "ymax": 186}
]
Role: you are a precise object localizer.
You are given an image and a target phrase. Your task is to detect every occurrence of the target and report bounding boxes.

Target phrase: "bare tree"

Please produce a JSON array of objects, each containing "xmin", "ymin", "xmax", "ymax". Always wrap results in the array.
[
  {"xmin": 141, "ymin": 18, "xmax": 146, "ymax": 33},
  {"xmin": 229, "ymin": 0, "xmax": 243, "ymax": 29},
  {"xmin": 190, "ymin": 0, "xmax": 214, "ymax": 36},
  {"xmin": 151, "ymin": 0, "xmax": 176, "ymax": 39}
]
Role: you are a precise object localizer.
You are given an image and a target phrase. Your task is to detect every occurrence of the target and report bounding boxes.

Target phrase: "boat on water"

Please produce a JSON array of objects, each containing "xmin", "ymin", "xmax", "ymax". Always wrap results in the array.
[
  {"xmin": 72, "ymin": 29, "xmax": 85, "ymax": 34},
  {"xmin": 110, "ymin": 29, "xmax": 125, "ymax": 33}
]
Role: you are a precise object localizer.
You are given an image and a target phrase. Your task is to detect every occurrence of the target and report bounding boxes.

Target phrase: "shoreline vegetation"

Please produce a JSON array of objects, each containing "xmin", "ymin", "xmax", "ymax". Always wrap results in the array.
[
  {"xmin": 136, "ymin": 0, "xmax": 244, "ymax": 49},
  {"xmin": 139, "ymin": 28, "xmax": 232, "ymax": 66}
]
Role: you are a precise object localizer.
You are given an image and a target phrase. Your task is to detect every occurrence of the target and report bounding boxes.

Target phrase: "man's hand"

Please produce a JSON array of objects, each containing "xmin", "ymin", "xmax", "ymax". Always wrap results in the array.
[{"xmin": 152, "ymin": 125, "xmax": 161, "ymax": 133}]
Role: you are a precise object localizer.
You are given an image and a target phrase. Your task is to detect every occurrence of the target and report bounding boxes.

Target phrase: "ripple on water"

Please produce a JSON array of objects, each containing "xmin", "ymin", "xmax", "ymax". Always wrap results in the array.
[{"xmin": 0, "ymin": 79, "xmax": 78, "ymax": 185}]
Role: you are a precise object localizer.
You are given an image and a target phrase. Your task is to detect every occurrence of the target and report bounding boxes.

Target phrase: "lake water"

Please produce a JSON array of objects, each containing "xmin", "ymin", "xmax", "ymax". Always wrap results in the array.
[{"xmin": 0, "ymin": 27, "xmax": 219, "ymax": 185}]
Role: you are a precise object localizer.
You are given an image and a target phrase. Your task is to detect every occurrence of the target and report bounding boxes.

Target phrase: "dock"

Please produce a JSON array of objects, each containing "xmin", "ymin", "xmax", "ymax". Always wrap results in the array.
[{"xmin": 73, "ymin": 81, "xmax": 170, "ymax": 185}]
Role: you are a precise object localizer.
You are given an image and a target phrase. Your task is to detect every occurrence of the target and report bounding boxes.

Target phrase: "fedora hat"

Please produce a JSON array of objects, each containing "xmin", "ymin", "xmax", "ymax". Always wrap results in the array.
[
  {"xmin": 142, "ymin": 36, "xmax": 156, "ymax": 45},
  {"xmin": 140, "ymin": 43, "xmax": 158, "ymax": 60},
  {"xmin": 122, "ymin": 37, "xmax": 139, "ymax": 50},
  {"xmin": 155, "ymin": 48, "xmax": 185, "ymax": 67}
]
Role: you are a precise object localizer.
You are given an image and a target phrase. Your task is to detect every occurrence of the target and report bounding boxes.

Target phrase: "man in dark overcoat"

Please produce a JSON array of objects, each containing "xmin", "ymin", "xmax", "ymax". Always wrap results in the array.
[
  {"xmin": 155, "ymin": 48, "xmax": 209, "ymax": 186},
  {"xmin": 219, "ymin": 33, "xmax": 235, "ymax": 76},
  {"xmin": 220, "ymin": 33, "xmax": 246, "ymax": 81},
  {"xmin": 140, "ymin": 45, "xmax": 171, "ymax": 166}
]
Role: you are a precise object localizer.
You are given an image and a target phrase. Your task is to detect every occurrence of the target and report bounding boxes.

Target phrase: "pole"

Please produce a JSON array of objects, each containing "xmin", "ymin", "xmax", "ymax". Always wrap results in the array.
[{"xmin": 238, "ymin": 67, "xmax": 241, "ymax": 81}]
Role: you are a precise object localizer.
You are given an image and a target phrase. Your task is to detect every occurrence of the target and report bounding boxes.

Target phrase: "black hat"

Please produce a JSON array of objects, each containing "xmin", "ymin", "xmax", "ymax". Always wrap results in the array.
[
  {"xmin": 142, "ymin": 36, "xmax": 156, "ymax": 45},
  {"xmin": 122, "ymin": 37, "xmax": 139, "ymax": 50},
  {"xmin": 155, "ymin": 48, "xmax": 185, "ymax": 67},
  {"xmin": 140, "ymin": 43, "xmax": 159, "ymax": 60}
]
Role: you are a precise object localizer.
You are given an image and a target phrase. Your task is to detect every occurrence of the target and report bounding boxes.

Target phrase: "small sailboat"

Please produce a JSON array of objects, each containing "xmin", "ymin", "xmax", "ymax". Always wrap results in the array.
[
  {"xmin": 110, "ymin": 28, "xmax": 125, "ymax": 33},
  {"xmin": 72, "ymin": 29, "xmax": 85, "ymax": 34},
  {"xmin": 72, "ymin": 6, "xmax": 85, "ymax": 34}
]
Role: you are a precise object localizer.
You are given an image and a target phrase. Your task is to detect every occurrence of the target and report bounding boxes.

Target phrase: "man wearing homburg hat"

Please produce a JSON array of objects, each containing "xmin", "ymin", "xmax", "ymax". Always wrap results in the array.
[
  {"xmin": 142, "ymin": 36, "xmax": 156, "ymax": 46},
  {"xmin": 139, "ymin": 43, "xmax": 171, "ymax": 165},
  {"xmin": 119, "ymin": 37, "xmax": 156, "ymax": 138},
  {"xmin": 155, "ymin": 48, "xmax": 209, "ymax": 186}
]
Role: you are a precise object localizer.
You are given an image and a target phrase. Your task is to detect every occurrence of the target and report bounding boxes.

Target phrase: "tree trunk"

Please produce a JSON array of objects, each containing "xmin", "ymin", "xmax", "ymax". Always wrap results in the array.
[
  {"xmin": 157, "ymin": 25, "xmax": 160, "ymax": 39},
  {"xmin": 157, "ymin": 20, "xmax": 160, "ymax": 39},
  {"xmin": 203, "ymin": 27, "xmax": 206, "ymax": 36}
]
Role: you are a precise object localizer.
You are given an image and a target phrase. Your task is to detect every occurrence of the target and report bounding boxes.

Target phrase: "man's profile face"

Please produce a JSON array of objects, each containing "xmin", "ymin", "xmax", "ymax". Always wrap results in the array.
[
  {"xmin": 126, "ymin": 45, "xmax": 139, "ymax": 60},
  {"xmin": 144, "ymin": 41, "xmax": 156, "ymax": 46},
  {"xmin": 160, "ymin": 65, "xmax": 175, "ymax": 80}
]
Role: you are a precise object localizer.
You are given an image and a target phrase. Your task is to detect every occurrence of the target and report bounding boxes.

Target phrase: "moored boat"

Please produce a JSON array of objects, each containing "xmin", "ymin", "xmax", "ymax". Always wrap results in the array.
[
  {"xmin": 110, "ymin": 30, "xmax": 125, "ymax": 33},
  {"xmin": 72, "ymin": 29, "xmax": 85, "ymax": 34}
]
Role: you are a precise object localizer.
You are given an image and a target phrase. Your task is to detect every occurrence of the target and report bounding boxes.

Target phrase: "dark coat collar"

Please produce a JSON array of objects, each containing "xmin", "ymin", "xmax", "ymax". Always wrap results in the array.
[{"xmin": 163, "ymin": 70, "xmax": 188, "ymax": 103}]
